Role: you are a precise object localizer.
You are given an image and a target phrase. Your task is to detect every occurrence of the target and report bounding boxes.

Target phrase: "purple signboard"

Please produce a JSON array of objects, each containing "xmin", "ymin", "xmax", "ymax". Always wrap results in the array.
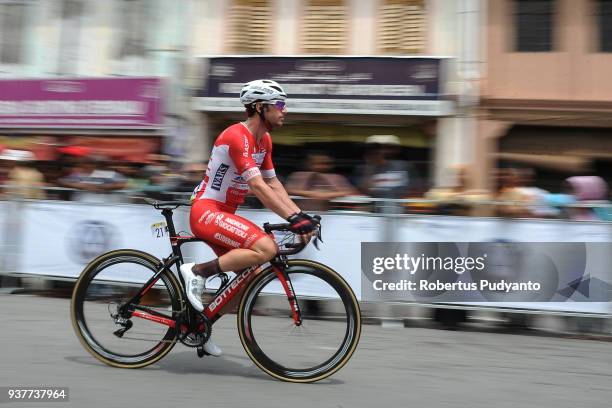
[
  {"xmin": 0, "ymin": 77, "xmax": 163, "ymax": 129},
  {"xmin": 196, "ymin": 56, "xmax": 452, "ymax": 116},
  {"xmin": 199, "ymin": 56, "xmax": 442, "ymax": 100}
]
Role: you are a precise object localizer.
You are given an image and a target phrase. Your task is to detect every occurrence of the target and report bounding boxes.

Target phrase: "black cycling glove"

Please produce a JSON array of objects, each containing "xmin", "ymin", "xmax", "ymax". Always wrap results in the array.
[{"xmin": 287, "ymin": 212, "xmax": 317, "ymax": 235}]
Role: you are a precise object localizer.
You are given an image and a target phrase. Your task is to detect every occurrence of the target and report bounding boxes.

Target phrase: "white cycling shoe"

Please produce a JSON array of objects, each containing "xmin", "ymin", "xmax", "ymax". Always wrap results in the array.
[
  {"xmin": 180, "ymin": 263, "xmax": 205, "ymax": 312},
  {"xmin": 179, "ymin": 263, "xmax": 223, "ymax": 357},
  {"xmin": 203, "ymin": 337, "xmax": 222, "ymax": 357}
]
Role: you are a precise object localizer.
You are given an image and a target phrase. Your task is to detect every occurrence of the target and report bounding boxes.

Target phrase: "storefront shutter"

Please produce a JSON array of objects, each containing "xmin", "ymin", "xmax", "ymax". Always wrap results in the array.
[
  {"xmin": 0, "ymin": 1, "xmax": 27, "ymax": 65},
  {"xmin": 301, "ymin": 0, "xmax": 348, "ymax": 54},
  {"xmin": 378, "ymin": 0, "xmax": 426, "ymax": 54},
  {"xmin": 228, "ymin": 0, "xmax": 271, "ymax": 53}
]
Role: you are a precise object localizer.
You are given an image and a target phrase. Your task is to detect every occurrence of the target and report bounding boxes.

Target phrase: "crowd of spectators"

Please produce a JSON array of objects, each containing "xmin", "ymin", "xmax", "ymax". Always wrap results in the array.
[
  {"xmin": 0, "ymin": 147, "xmax": 200, "ymax": 204},
  {"xmin": 0, "ymin": 137, "xmax": 610, "ymax": 220}
]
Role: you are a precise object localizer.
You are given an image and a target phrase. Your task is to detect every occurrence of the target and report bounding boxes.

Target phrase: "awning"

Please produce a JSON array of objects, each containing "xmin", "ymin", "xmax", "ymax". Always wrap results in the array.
[
  {"xmin": 269, "ymin": 124, "xmax": 430, "ymax": 147},
  {"xmin": 66, "ymin": 136, "xmax": 160, "ymax": 162},
  {"xmin": 497, "ymin": 125, "xmax": 612, "ymax": 173},
  {"xmin": 495, "ymin": 152, "xmax": 591, "ymax": 173},
  {"xmin": 0, "ymin": 136, "xmax": 57, "ymax": 160}
]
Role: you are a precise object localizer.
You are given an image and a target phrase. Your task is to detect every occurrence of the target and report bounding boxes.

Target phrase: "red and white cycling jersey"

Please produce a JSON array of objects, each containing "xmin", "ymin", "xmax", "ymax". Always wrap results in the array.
[{"xmin": 191, "ymin": 122, "xmax": 276, "ymax": 212}]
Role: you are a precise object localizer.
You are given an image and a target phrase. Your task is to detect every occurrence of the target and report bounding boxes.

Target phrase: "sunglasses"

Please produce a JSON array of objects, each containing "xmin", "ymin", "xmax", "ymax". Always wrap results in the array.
[{"xmin": 263, "ymin": 100, "xmax": 286, "ymax": 110}]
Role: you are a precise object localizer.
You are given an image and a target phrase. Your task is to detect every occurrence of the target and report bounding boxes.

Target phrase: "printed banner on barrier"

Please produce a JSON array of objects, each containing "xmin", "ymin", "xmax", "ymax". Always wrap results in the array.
[
  {"xmin": 12, "ymin": 201, "xmax": 612, "ymax": 313},
  {"xmin": 361, "ymin": 242, "xmax": 612, "ymax": 303},
  {"xmin": 19, "ymin": 202, "xmax": 175, "ymax": 279}
]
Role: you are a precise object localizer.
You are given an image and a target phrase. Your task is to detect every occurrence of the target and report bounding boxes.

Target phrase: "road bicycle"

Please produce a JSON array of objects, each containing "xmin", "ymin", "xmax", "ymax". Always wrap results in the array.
[{"xmin": 70, "ymin": 199, "xmax": 361, "ymax": 383}]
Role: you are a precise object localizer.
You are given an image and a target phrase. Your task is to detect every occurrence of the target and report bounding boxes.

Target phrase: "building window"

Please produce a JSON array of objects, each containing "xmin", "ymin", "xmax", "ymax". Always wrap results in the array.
[
  {"xmin": 0, "ymin": 1, "xmax": 27, "ymax": 65},
  {"xmin": 378, "ymin": 0, "xmax": 426, "ymax": 54},
  {"xmin": 57, "ymin": 0, "xmax": 85, "ymax": 74},
  {"xmin": 515, "ymin": 0, "xmax": 555, "ymax": 52},
  {"xmin": 116, "ymin": 0, "xmax": 150, "ymax": 59},
  {"xmin": 227, "ymin": 0, "xmax": 271, "ymax": 53},
  {"xmin": 301, "ymin": 0, "xmax": 348, "ymax": 54},
  {"xmin": 598, "ymin": 0, "xmax": 612, "ymax": 52}
]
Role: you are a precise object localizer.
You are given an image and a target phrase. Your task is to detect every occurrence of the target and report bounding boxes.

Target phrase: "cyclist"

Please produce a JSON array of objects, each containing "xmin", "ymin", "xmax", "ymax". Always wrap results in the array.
[{"xmin": 181, "ymin": 79, "xmax": 318, "ymax": 356}]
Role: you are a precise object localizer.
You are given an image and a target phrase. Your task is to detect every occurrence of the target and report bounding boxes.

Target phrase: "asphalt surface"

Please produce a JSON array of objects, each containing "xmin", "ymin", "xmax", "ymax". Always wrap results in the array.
[{"xmin": 1, "ymin": 294, "xmax": 612, "ymax": 408}]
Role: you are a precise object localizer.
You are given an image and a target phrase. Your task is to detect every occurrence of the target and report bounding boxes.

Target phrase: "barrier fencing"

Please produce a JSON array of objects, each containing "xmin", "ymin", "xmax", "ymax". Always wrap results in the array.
[{"xmin": 1, "ymin": 189, "xmax": 611, "ymax": 317}]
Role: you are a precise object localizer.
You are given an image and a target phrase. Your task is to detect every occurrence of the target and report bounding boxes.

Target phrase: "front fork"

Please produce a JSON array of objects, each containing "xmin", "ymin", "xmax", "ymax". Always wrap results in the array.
[{"xmin": 272, "ymin": 259, "xmax": 302, "ymax": 326}]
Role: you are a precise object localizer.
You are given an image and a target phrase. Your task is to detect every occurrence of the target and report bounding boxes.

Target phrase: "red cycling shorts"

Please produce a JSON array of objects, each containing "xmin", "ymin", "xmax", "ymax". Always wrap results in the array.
[{"xmin": 190, "ymin": 199, "xmax": 270, "ymax": 256}]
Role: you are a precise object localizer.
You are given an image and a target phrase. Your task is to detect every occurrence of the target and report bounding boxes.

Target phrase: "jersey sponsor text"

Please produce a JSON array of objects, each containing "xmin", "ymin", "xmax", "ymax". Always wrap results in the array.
[{"xmin": 211, "ymin": 163, "xmax": 230, "ymax": 191}]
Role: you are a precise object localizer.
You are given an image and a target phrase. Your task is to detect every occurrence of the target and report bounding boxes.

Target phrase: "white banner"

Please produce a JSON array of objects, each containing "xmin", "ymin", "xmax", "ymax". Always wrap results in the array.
[
  {"xmin": 237, "ymin": 210, "xmax": 383, "ymax": 299},
  {"xmin": 395, "ymin": 216, "xmax": 612, "ymax": 314},
  {"xmin": 0, "ymin": 200, "xmax": 22, "ymax": 274},
  {"xmin": 13, "ymin": 202, "xmax": 612, "ymax": 314},
  {"xmin": 0, "ymin": 200, "xmax": 9, "ymax": 274},
  {"xmin": 396, "ymin": 216, "xmax": 612, "ymax": 242},
  {"xmin": 20, "ymin": 202, "xmax": 176, "ymax": 279}
]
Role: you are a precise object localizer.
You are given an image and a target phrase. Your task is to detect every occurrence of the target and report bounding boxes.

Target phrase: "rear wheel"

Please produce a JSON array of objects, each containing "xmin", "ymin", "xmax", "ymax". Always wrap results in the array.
[
  {"xmin": 237, "ymin": 260, "xmax": 361, "ymax": 383},
  {"xmin": 71, "ymin": 249, "xmax": 183, "ymax": 368}
]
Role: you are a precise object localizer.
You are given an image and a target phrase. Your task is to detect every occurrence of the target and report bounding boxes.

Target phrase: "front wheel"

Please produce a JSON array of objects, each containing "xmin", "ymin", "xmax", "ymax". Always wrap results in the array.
[{"xmin": 237, "ymin": 260, "xmax": 361, "ymax": 383}]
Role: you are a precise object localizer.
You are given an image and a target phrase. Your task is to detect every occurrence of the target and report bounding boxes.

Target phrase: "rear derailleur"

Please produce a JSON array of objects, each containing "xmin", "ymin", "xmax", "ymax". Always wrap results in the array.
[{"xmin": 109, "ymin": 303, "xmax": 133, "ymax": 338}]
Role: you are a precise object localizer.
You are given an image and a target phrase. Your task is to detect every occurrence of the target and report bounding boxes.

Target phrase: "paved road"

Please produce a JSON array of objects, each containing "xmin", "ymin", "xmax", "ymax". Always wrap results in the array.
[{"xmin": 1, "ymin": 294, "xmax": 611, "ymax": 408}]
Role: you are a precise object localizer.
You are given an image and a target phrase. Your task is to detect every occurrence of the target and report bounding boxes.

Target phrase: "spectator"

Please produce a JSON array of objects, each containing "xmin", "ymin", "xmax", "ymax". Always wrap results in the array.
[
  {"xmin": 285, "ymin": 152, "xmax": 358, "ymax": 211},
  {"xmin": 54, "ymin": 146, "xmax": 93, "ymax": 201},
  {"xmin": 0, "ymin": 149, "xmax": 46, "ymax": 200},
  {"xmin": 176, "ymin": 162, "xmax": 208, "ymax": 195},
  {"xmin": 513, "ymin": 168, "xmax": 558, "ymax": 218},
  {"xmin": 496, "ymin": 167, "xmax": 567, "ymax": 218},
  {"xmin": 354, "ymin": 135, "xmax": 410, "ymax": 199},
  {"xmin": 137, "ymin": 163, "xmax": 173, "ymax": 201},
  {"xmin": 425, "ymin": 165, "xmax": 491, "ymax": 216},
  {"xmin": 0, "ymin": 152, "xmax": 10, "ymax": 197},
  {"xmin": 110, "ymin": 160, "xmax": 149, "ymax": 203},
  {"xmin": 495, "ymin": 168, "xmax": 531, "ymax": 218},
  {"xmin": 353, "ymin": 135, "xmax": 410, "ymax": 213},
  {"xmin": 58, "ymin": 155, "xmax": 127, "ymax": 203},
  {"xmin": 547, "ymin": 176, "xmax": 611, "ymax": 221},
  {"xmin": 137, "ymin": 154, "xmax": 183, "ymax": 200}
]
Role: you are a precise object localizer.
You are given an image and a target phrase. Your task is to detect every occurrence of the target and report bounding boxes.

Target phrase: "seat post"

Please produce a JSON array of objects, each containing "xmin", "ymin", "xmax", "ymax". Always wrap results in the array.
[
  {"xmin": 161, "ymin": 208, "xmax": 185, "ymax": 261},
  {"xmin": 162, "ymin": 208, "xmax": 178, "ymax": 237}
]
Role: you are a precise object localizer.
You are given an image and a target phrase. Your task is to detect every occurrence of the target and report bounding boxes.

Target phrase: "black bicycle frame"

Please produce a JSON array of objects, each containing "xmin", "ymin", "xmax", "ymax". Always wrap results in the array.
[{"xmin": 122, "ymin": 206, "xmax": 303, "ymax": 327}]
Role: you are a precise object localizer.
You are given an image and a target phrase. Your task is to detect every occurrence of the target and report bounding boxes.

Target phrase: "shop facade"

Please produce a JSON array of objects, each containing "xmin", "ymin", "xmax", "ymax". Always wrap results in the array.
[
  {"xmin": 192, "ymin": 55, "xmax": 457, "ymax": 191},
  {"xmin": 0, "ymin": 77, "xmax": 165, "ymax": 163},
  {"xmin": 476, "ymin": 0, "xmax": 612, "ymax": 192}
]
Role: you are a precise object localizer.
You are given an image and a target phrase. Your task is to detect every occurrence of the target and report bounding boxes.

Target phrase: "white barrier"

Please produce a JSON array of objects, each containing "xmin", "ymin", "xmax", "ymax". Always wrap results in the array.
[
  {"xmin": 19, "ymin": 201, "xmax": 177, "ymax": 279},
  {"xmin": 394, "ymin": 215, "xmax": 612, "ymax": 314},
  {"xmin": 0, "ymin": 200, "xmax": 22, "ymax": 275},
  {"xmin": 396, "ymin": 215, "xmax": 612, "ymax": 242},
  {"xmin": 241, "ymin": 210, "xmax": 383, "ymax": 299},
  {"xmin": 4, "ymin": 200, "xmax": 612, "ymax": 314},
  {"xmin": 0, "ymin": 200, "xmax": 9, "ymax": 274}
]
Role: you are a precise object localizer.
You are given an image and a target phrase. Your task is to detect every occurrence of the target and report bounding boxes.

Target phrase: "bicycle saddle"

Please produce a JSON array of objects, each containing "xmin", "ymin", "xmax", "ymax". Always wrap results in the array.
[{"xmin": 143, "ymin": 197, "xmax": 192, "ymax": 209}]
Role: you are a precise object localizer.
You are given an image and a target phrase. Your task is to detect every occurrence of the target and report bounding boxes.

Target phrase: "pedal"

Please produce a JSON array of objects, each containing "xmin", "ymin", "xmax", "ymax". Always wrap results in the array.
[{"xmin": 197, "ymin": 346, "xmax": 206, "ymax": 358}]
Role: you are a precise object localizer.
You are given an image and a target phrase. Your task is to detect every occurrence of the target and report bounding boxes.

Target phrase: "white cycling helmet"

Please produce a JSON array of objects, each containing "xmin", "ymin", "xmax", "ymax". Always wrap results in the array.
[{"xmin": 239, "ymin": 79, "xmax": 287, "ymax": 105}]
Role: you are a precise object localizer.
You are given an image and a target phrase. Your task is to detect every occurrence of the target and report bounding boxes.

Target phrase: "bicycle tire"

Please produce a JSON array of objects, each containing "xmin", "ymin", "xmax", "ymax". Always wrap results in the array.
[
  {"xmin": 237, "ymin": 259, "xmax": 361, "ymax": 383},
  {"xmin": 71, "ymin": 249, "xmax": 183, "ymax": 368}
]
